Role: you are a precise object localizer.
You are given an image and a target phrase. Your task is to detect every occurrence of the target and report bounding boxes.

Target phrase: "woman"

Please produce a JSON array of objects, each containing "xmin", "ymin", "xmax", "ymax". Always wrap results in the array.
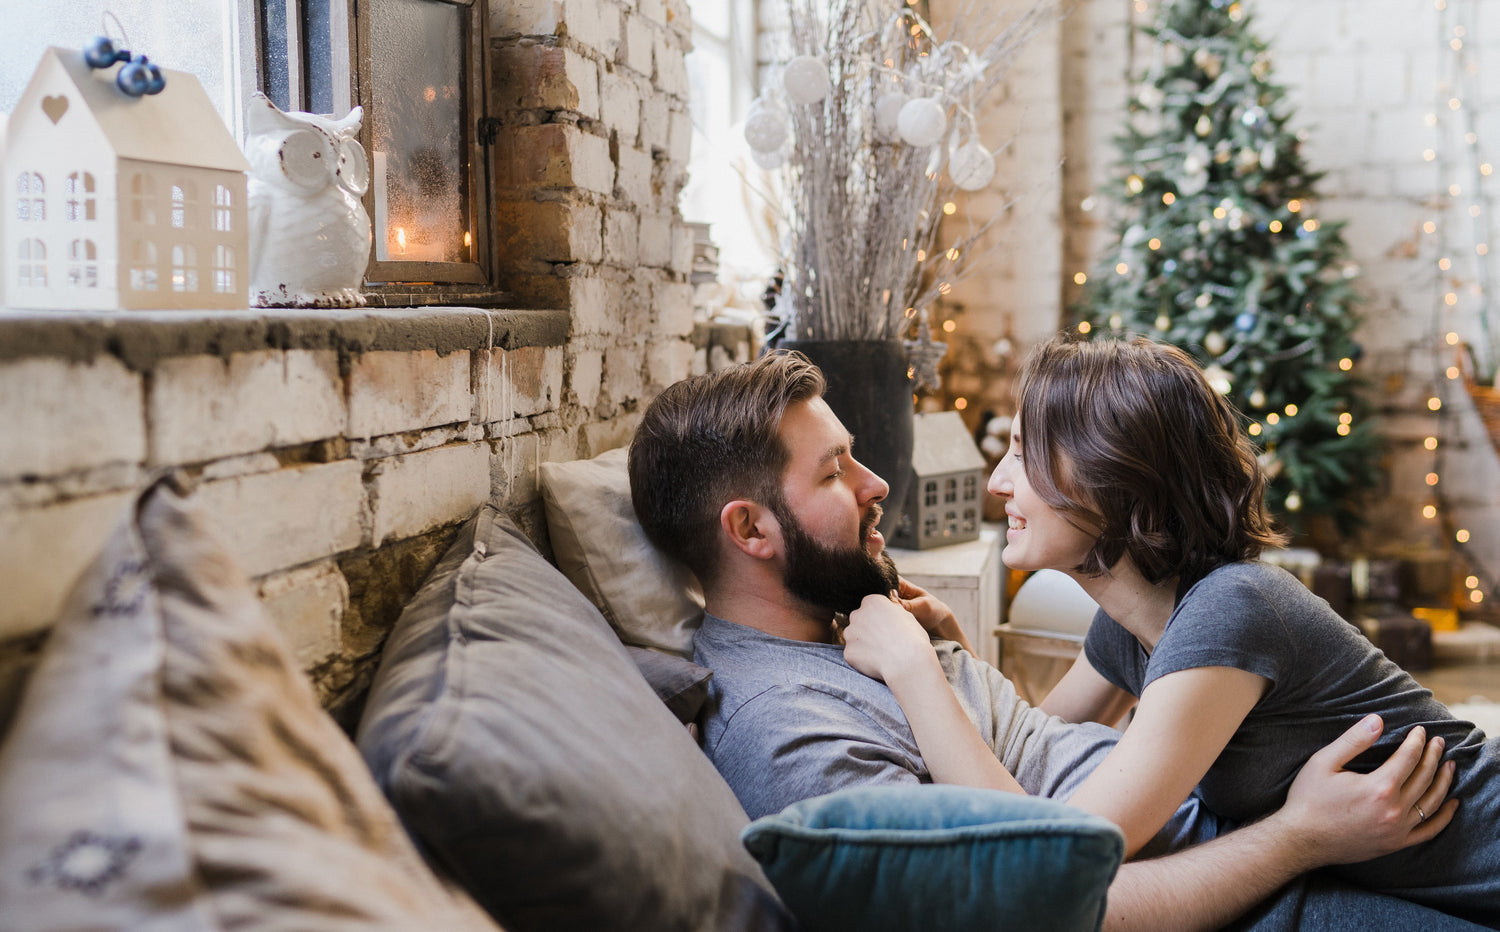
[{"xmin": 843, "ymin": 335, "xmax": 1499, "ymax": 927}]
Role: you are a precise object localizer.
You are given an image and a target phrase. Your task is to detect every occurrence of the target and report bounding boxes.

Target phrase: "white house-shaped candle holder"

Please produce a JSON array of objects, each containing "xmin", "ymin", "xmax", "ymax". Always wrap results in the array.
[
  {"xmin": 891, "ymin": 411, "xmax": 989, "ymax": 550},
  {"xmin": 2, "ymin": 47, "xmax": 250, "ymax": 311}
]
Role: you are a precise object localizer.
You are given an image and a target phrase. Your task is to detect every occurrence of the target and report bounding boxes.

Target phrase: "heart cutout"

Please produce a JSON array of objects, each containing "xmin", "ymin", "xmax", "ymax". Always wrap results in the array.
[{"xmin": 42, "ymin": 95, "xmax": 69, "ymax": 125}]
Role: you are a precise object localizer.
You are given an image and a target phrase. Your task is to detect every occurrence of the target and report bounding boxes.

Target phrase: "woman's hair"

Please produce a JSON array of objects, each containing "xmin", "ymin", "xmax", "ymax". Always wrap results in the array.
[
  {"xmin": 629, "ymin": 350, "xmax": 825, "ymax": 586},
  {"xmin": 1016, "ymin": 335, "xmax": 1286, "ymax": 586}
]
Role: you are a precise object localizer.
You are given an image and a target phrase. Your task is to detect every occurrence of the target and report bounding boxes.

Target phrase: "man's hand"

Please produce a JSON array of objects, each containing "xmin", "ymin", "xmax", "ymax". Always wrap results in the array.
[
  {"xmin": 895, "ymin": 578, "xmax": 976, "ymax": 654},
  {"xmin": 1270, "ymin": 713, "xmax": 1457, "ymax": 872}
]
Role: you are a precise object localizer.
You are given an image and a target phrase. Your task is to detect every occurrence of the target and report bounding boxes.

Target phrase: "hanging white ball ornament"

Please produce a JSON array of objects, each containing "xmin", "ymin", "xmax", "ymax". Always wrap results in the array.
[
  {"xmin": 948, "ymin": 141, "xmax": 995, "ymax": 191},
  {"xmin": 751, "ymin": 146, "xmax": 787, "ymax": 170},
  {"xmin": 897, "ymin": 96, "xmax": 947, "ymax": 148},
  {"xmin": 743, "ymin": 105, "xmax": 788, "ymax": 154},
  {"xmin": 1205, "ymin": 330, "xmax": 1227, "ymax": 355},
  {"xmin": 874, "ymin": 91, "xmax": 910, "ymax": 142},
  {"xmin": 783, "ymin": 55, "xmax": 830, "ymax": 105}
]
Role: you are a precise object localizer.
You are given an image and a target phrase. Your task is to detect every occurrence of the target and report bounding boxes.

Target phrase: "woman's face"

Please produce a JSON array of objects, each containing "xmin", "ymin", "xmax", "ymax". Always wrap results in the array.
[{"xmin": 987, "ymin": 413, "xmax": 1098, "ymax": 574}]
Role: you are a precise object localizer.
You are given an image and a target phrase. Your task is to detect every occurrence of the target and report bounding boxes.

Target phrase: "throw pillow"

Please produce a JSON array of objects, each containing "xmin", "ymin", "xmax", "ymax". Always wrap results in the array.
[
  {"xmin": 625, "ymin": 644, "xmax": 714, "ymax": 724},
  {"xmin": 540, "ymin": 446, "xmax": 705, "ymax": 657},
  {"xmin": 742, "ymin": 784, "xmax": 1124, "ymax": 932},
  {"xmin": 0, "ymin": 477, "xmax": 499, "ymax": 931},
  {"xmin": 356, "ymin": 504, "xmax": 792, "ymax": 932}
]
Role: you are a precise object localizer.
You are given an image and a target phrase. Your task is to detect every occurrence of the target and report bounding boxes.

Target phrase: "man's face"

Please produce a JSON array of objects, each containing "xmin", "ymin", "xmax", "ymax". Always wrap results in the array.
[{"xmin": 773, "ymin": 398, "xmax": 898, "ymax": 615}]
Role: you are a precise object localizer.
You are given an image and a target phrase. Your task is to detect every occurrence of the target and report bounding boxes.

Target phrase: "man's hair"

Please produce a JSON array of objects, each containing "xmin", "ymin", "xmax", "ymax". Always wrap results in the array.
[
  {"xmin": 1016, "ymin": 335, "xmax": 1286, "ymax": 586},
  {"xmin": 630, "ymin": 351, "xmax": 826, "ymax": 585}
]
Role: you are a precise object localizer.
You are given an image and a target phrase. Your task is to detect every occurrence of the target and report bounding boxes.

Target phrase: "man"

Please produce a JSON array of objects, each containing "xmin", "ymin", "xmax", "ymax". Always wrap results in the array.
[{"xmin": 630, "ymin": 351, "xmax": 1471, "ymax": 932}]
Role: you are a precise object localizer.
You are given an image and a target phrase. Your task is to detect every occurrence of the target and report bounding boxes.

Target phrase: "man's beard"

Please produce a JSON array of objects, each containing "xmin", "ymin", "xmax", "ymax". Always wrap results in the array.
[{"xmin": 776, "ymin": 503, "xmax": 900, "ymax": 616}]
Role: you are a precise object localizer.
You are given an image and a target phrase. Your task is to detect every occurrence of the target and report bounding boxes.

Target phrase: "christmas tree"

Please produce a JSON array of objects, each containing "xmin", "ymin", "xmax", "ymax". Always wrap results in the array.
[{"xmin": 1075, "ymin": 0, "xmax": 1379, "ymax": 536}]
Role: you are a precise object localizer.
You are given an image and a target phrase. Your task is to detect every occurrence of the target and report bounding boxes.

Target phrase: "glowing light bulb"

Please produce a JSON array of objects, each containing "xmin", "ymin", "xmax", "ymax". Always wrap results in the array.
[
  {"xmin": 1116, "ymin": 262, "xmax": 1130, "ymax": 275},
  {"xmin": 1269, "ymin": 220, "xmax": 1283, "ymax": 233},
  {"xmin": 1267, "ymin": 412, "xmax": 1281, "ymax": 425},
  {"xmin": 1458, "ymin": 528, "xmax": 1471, "ymax": 543},
  {"xmin": 942, "ymin": 319, "xmax": 957, "ymax": 332},
  {"xmin": 1336, "ymin": 424, "xmax": 1351, "ymax": 436},
  {"xmin": 1339, "ymin": 358, "xmax": 1353, "ymax": 371},
  {"xmin": 1429, "ymin": 397, "xmax": 1443, "ymax": 411},
  {"xmin": 1472, "ymin": 590, "xmax": 1485, "ymax": 604},
  {"xmin": 1148, "ymin": 238, "xmax": 1161, "ymax": 250},
  {"xmin": 1425, "ymin": 436, "xmax": 1438, "ymax": 450},
  {"xmin": 1448, "ymin": 366, "xmax": 1461, "ymax": 380},
  {"xmin": 1285, "ymin": 404, "xmax": 1299, "ymax": 416},
  {"xmin": 1424, "ymin": 221, "xmax": 1438, "ymax": 234},
  {"xmin": 1423, "ymin": 505, "xmax": 1437, "ymax": 518},
  {"xmin": 1447, "ymin": 331, "xmax": 1460, "ymax": 345},
  {"xmin": 1248, "ymin": 423, "xmax": 1263, "ymax": 436},
  {"xmin": 1078, "ymin": 321, "xmax": 1093, "ymax": 335},
  {"xmin": 1467, "ymin": 575, "xmax": 1480, "ymax": 588},
  {"xmin": 1074, "ymin": 272, "xmax": 1088, "ymax": 285},
  {"xmin": 1288, "ymin": 200, "xmax": 1303, "ymax": 213},
  {"xmin": 1303, "ymin": 219, "xmax": 1320, "ymax": 232},
  {"xmin": 1446, "ymin": 292, "xmax": 1459, "ymax": 306},
  {"xmin": 1426, "ymin": 473, "xmax": 1440, "ymax": 486},
  {"xmin": 1423, "ymin": 149, "xmax": 1436, "ymax": 161},
  {"xmin": 1162, "ymin": 192, "xmax": 1176, "ymax": 205},
  {"xmin": 942, "ymin": 202, "xmax": 957, "ymax": 215},
  {"xmin": 1440, "ymin": 258, "xmax": 1453, "ymax": 271},
  {"xmin": 955, "ymin": 397, "xmax": 968, "ymax": 410}
]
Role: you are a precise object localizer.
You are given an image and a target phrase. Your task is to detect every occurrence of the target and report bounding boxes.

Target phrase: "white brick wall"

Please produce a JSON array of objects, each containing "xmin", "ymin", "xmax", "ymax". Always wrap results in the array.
[
  {"xmin": 368, "ymin": 443, "xmax": 492, "ymax": 547},
  {"xmin": 197, "ymin": 460, "xmax": 366, "ymax": 577},
  {"xmin": 0, "ymin": 357, "xmax": 144, "ymax": 481},
  {"xmin": 258, "ymin": 561, "xmax": 347, "ymax": 666},
  {"xmin": 348, "ymin": 350, "xmax": 472, "ymax": 438},
  {"xmin": 0, "ymin": 492, "xmax": 134, "ymax": 639}
]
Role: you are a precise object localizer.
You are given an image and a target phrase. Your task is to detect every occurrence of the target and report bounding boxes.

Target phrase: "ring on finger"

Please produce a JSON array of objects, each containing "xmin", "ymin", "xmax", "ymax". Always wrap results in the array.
[{"xmin": 1416, "ymin": 804, "xmax": 1428, "ymax": 821}]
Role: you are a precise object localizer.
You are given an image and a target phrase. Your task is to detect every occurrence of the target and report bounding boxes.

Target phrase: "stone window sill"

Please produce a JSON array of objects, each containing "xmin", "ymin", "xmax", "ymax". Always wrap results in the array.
[{"xmin": 0, "ymin": 307, "xmax": 569, "ymax": 369}]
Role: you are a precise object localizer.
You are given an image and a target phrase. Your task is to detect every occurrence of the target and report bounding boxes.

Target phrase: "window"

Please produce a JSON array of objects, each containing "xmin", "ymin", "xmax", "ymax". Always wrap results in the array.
[
  {"xmin": 131, "ymin": 240, "xmax": 159, "ymax": 292},
  {"xmin": 65, "ymin": 172, "xmax": 97, "ymax": 222},
  {"xmin": 963, "ymin": 474, "xmax": 977, "ymax": 501},
  {"xmin": 130, "ymin": 173, "xmax": 158, "ymax": 226},
  {"xmin": 67, "ymin": 239, "xmax": 99, "ymax": 288},
  {"xmin": 17, "ymin": 239, "xmax": 46, "ymax": 287},
  {"xmin": 172, "ymin": 244, "xmax": 200, "ymax": 292},
  {"xmin": 15, "ymin": 173, "xmax": 44, "ymax": 222},
  {"xmin": 944, "ymin": 477, "xmax": 958, "ymax": 504},
  {"xmin": 171, "ymin": 182, "xmax": 198, "ymax": 229},
  {"xmin": 924, "ymin": 480, "xmax": 939, "ymax": 507},
  {"xmin": 214, "ymin": 185, "xmax": 235, "ymax": 232},
  {"xmin": 214, "ymin": 244, "xmax": 237, "ymax": 293}
]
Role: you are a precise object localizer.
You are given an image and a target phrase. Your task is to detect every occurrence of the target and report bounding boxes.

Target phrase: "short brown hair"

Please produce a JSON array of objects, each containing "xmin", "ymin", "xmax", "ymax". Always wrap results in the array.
[
  {"xmin": 1017, "ymin": 335, "xmax": 1286, "ymax": 585},
  {"xmin": 629, "ymin": 351, "xmax": 825, "ymax": 585}
]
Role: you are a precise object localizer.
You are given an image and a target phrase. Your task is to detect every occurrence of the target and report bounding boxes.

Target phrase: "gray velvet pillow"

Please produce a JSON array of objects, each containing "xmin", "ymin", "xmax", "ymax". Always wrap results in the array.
[
  {"xmin": 625, "ymin": 644, "xmax": 714, "ymax": 724},
  {"xmin": 356, "ymin": 505, "xmax": 792, "ymax": 932}
]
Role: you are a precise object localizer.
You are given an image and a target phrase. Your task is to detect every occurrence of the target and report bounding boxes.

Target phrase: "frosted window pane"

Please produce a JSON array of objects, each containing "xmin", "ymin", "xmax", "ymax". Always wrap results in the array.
[
  {"xmin": 370, "ymin": 0, "xmax": 471, "ymax": 264},
  {"xmin": 1, "ymin": 1, "xmax": 241, "ymax": 129}
]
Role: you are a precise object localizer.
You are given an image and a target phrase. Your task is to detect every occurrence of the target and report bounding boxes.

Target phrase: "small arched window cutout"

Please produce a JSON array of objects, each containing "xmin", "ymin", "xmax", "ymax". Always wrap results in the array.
[
  {"xmin": 16, "ymin": 172, "xmax": 44, "ymax": 222},
  {"xmin": 130, "ymin": 173, "xmax": 158, "ymax": 225},
  {"xmin": 171, "ymin": 181, "xmax": 198, "ymax": 229},
  {"xmin": 17, "ymin": 238, "xmax": 46, "ymax": 287},
  {"xmin": 65, "ymin": 172, "xmax": 97, "ymax": 222},
  {"xmin": 213, "ymin": 244, "xmax": 236, "ymax": 293},
  {"xmin": 67, "ymin": 239, "xmax": 99, "ymax": 288},
  {"xmin": 130, "ymin": 240, "xmax": 159, "ymax": 291},
  {"xmin": 213, "ymin": 185, "xmax": 234, "ymax": 232},
  {"xmin": 172, "ymin": 243, "xmax": 199, "ymax": 292}
]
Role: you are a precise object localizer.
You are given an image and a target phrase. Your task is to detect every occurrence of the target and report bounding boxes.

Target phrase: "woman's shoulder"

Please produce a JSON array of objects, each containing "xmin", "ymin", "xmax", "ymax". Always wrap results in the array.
[{"xmin": 1185, "ymin": 561, "xmax": 1313, "ymax": 607}]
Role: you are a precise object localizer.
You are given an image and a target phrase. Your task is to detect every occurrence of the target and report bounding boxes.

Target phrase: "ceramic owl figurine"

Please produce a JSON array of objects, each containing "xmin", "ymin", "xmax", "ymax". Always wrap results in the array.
[{"xmin": 244, "ymin": 94, "xmax": 372, "ymax": 307}]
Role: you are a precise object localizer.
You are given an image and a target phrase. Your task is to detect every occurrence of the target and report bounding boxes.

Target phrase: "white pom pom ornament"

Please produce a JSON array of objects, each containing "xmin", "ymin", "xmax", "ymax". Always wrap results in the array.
[
  {"xmin": 897, "ymin": 96, "xmax": 947, "ymax": 147},
  {"xmin": 751, "ymin": 147, "xmax": 787, "ymax": 170},
  {"xmin": 874, "ymin": 91, "xmax": 909, "ymax": 142},
  {"xmin": 743, "ymin": 104, "xmax": 788, "ymax": 154},
  {"xmin": 948, "ymin": 141, "xmax": 995, "ymax": 191},
  {"xmin": 783, "ymin": 55, "xmax": 831, "ymax": 105}
]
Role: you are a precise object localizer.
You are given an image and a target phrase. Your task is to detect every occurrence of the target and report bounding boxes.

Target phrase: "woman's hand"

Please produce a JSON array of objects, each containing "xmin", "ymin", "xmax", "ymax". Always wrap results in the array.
[
  {"xmin": 843, "ymin": 593, "xmax": 937, "ymax": 685},
  {"xmin": 894, "ymin": 578, "xmax": 976, "ymax": 654}
]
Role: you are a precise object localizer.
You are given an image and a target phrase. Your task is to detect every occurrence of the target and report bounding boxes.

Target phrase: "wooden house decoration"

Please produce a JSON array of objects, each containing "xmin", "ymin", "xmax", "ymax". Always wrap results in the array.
[
  {"xmin": 891, "ymin": 411, "xmax": 988, "ymax": 550},
  {"xmin": 2, "ymin": 47, "xmax": 250, "ymax": 311}
]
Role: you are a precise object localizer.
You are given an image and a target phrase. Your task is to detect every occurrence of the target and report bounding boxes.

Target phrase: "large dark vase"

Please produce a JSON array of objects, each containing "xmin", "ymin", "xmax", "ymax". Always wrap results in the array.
[{"xmin": 780, "ymin": 339, "xmax": 915, "ymax": 540}]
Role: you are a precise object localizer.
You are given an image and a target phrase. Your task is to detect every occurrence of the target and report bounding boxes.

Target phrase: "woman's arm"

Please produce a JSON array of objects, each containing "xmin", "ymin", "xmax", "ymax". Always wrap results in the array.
[
  {"xmin": 1066, "ymin": 665, "xmax": 1269, "ymax": 857},
  {"xmin": 1040, "ymin": 652, "xmax": 1137, "ymax": 727},
  {"xmin": 842, "ymin": 593, "xmax": 1025, "ymax": 794}
]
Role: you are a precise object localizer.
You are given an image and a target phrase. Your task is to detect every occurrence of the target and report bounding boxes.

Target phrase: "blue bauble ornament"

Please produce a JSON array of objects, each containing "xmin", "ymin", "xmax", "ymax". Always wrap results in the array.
[
  {"xmin": 1163, "ymin": 259, "xmax": 1178, "ymax": 274},
  {"xmin": 117, "ymin": 59, "xmax": 155, "ymax": 96},
  {"xmin": 1235, "ymin": 311, "xmax": 1257, "ymax": 331},
  {"xmin": 84, "ymin": 36, "xmax": 119, "ymax": 69}
]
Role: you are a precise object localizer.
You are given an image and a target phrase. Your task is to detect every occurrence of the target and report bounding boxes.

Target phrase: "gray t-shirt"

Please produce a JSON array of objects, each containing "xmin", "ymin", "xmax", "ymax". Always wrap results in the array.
[
  {"xmin": 1084, "ymin": 561, "xmax": 1500, "ymax": 923},
  {"xmin": 692, "ymin": 612, "xmax": 1217, "ymax": 855}
]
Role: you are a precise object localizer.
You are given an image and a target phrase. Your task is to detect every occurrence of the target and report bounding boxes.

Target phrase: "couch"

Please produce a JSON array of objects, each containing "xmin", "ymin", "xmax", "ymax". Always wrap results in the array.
[{"xmin": 0, "ymin": 450, "xmax": 1125, "ymax": 932}]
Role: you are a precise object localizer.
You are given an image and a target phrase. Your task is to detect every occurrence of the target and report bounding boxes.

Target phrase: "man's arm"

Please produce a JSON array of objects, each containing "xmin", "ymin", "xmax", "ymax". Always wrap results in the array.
[{"xmin": 1103, "ymin": 714, "xmax": 1457, "ymax": 932}]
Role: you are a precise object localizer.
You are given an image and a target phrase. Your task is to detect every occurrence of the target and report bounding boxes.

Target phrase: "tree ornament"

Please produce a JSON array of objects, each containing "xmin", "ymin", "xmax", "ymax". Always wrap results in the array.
[
  {"xmin": 743, "ymin": 103, "xmax": 788, "ymax": 154},
  {"xmin": 874, "ymin": 91, "xmax": 910, "ymax": 142},
  {"xmin": 897, "ymin": 96, "xmax": 947, "ymax": 147},
  {"xmin": 1205, "ymin": 330, "xmax": 1227, "ymax": 355},
  {"xmin": 1249, "ymin": 388, "xmax": 1267, "ymax": 408},
  {"xmin": 1138, "ymin": 85, "xmax": 1164, "ymax": 108},
  {"xmin": 1155, "ymin": 314, "xmax": 1172, "ymax": 331},
  {"xmin": 1193, "ymin": 48, "xmax": 1223, "ymax": 79},
  {"xmin": 1285, "ymin": 490, "xmax": 1303, "ymax": 512},
  {"xmin": 1241, "ymin": 106, "xmax": 1266, "ymax": 126},
  {"xmin": 1234, "ymin": 311, "xmax": 1257, "ymax": 331},
  {"xmin": 948, "ymin": 141, "xmax": 995, "ymax": 191},
  {"xmin": 1204, "ymin": 364, "xmax": 1232, "ymax": 394},
  {"xmin": 751, "ymin": 146, "xmax": 787, "ymax": 170},
  {"xmin": 783, "ymin": 55, "xmax": 831, "ymax": 105},
  {"xmin": 1195, "ymin": 113, "xmax": 1213, "ymax": 136}
]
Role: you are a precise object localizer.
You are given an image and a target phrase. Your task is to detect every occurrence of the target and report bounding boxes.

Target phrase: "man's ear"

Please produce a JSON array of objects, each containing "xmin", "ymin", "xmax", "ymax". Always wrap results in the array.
[{"xmin": 719, "ymin": 499, "xmax": 779, "ymax": 561}]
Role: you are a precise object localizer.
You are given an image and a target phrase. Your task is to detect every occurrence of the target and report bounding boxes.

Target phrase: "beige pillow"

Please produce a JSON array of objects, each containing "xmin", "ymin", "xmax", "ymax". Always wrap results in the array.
[
  {"xmin": 540, "ymin": 446, "xmax": 705, "ymax": 657},
  {"xmin": 0, "ymin": 478, "xmax": 500, "ymax": 931}
]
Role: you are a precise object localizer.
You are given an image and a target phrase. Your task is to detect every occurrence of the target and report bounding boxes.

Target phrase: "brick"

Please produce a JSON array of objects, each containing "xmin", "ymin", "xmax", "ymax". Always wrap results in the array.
[
  {"xmin": 149, "ymin": 350, "xmax": 344, "ymax": 465},
  {"xmin": 638, "ymin": 0, "xmax": 665, "ymax": 26},
  {"xmin": 639, "ymin": 213, "xmax": 672, "ymax": 267},
  {"xmin": 655, "ymin": 33, "xmax": 689, "ymax": 98},
  {"xmin": 494, "ymin": 123, "xmax": 614, "ymax": 195},
  {"xmin": 0, "ymin": 356, "xmax": 144, "ymax": 481},
  {"xmin": 490, "ymin": 0, "xmax": 561, "ymax": 36},
  {"xmin": 603, "ymin": 343, "xmax": 647, "ymax": 408},
  {"xmin": 668, "ymin": 107, "xmax": 692, "ymax": 165},
  {"xmin": 669, "ymin": 221, "xmax": 694, "ymax": 275},
  {"xmin": 646, "ymin": 337, "xmax": 694, "ymax": 389},
  {"xmin": 476, "ymin": 344, "xmax": 565, "ymax": 419},
  {"xmin": 615, "ymin": 144, "xmax": 654, "ymax": 205},
  {"xmin": 563, "ymin": 0, "xmax": 619, "ymax": 55},
  {"xmin": 348, "ymin": 349, "xmax": 472, "ymax": 438},
  {"xmin": 621, "ymin": 15, "xmax": 654, "ymax": 75},
  {"xmin": 639, "ymin": 92, "xmax": 670, "ymax": 154},
  {"xmin": 196, "ymin": 461, "xmax": 365, "ymax": 577},
  {"xmin": 493, "ymin": 44, "xmax": 599, "ymax": 119},
  {"xmin": 568, "ymin": 275, "xmax": 617, "ymax": 336},
  {"xmin": 493, "ymin": 429, "xmax": 543, "ymax": 504},
  {"xmin": 582, "ymin": 414, "xmax": 639, "ymax": 455},
  {"xmin": 600, "ymin": 69, "xmax": 642, "ymax": 145},
  {"xmin": 257, "ymin": 562, "xmax": 347, "ymax": 666},
  {"xmin": 495, "ymin": 200, "xmax": 604, "ymax": 264},
  {"xmin": 567, "ymin": 346, "xmax": 605, "ymax": 409},
  {"xmin": 0, "ymin": 492, "xmax": 135, "ymax": 638},
  {"xmin": 604, "ymin": 208, "xmax": 641, "ymax": 267},
  {"xmin": 655, "ymin": 280, "xmax": 695, "ymax": 336},
  {"xmin": 369, "ymin": 443, "xmax": 492, "ymax": 547}
]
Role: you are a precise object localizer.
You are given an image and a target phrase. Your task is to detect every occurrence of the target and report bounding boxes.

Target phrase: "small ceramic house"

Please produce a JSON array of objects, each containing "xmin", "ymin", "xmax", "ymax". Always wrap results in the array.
[
  {"xmin": 3, "ymin": 47, "xmax": 250, "ymax": 311},
  {"xmin": 891, "ymin": 411, "xmax": 988, "ymax": 550}
]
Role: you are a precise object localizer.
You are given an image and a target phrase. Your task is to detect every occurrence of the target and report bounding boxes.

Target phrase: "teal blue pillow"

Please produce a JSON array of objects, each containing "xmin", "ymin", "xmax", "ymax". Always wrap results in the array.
[{"xmin": 742, "ymin": 785, "xmax": 1123, "ymax": 932}]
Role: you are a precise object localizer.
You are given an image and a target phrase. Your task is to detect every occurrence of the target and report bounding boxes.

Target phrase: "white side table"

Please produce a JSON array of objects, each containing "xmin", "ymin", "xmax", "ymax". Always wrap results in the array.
[{"xmin": 887, "ymin": 528, "xmax": 1002, "ymax": 667}]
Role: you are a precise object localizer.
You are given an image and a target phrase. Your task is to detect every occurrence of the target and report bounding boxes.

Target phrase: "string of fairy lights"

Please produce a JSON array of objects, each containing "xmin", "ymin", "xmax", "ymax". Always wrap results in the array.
[{"xmin": 1425, "ymin": 0, "xmax": 1499, "ymax": 611}]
